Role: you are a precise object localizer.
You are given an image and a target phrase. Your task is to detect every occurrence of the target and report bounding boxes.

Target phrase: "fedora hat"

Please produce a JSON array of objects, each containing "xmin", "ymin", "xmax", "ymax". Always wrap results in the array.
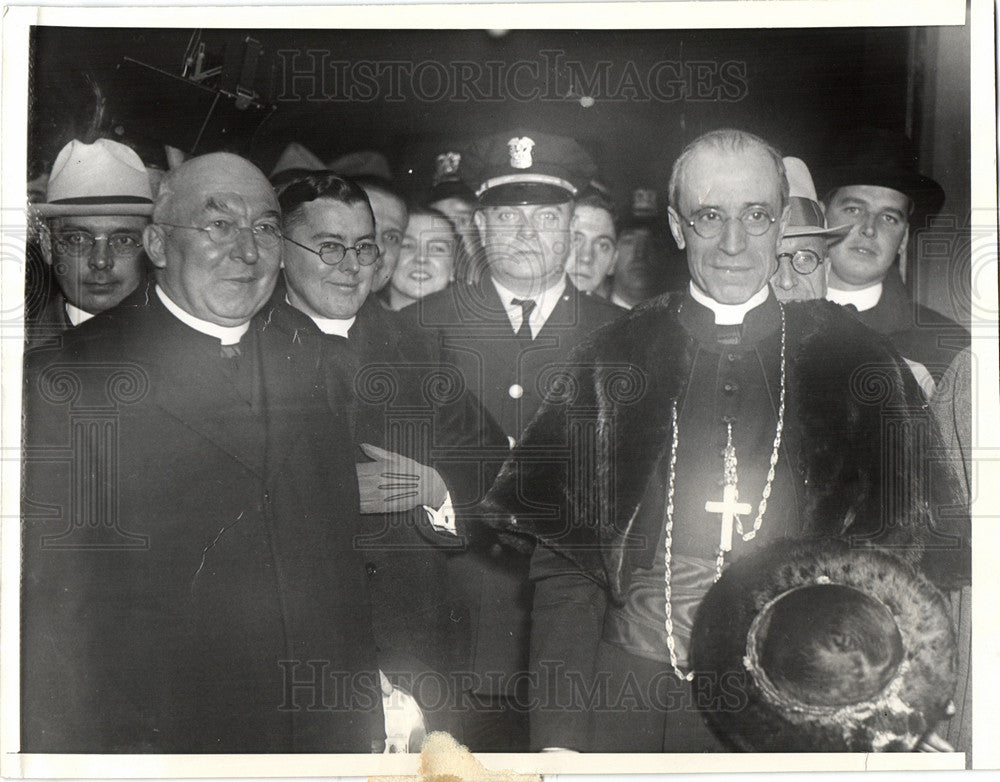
[
  {"xmin": 817, "ymin": 128, "xmax": 946, "ymax": 226},
  {"xmin": 690, "ymin": 538, "xmax": 957, "ymax": 752},
  {"xmin": 35, "ymin": 139, "xmax": 153, "ymax": 218},
  {"xmin": 781, "ymin": 157, "xmax": 851, "ymax": 240}
]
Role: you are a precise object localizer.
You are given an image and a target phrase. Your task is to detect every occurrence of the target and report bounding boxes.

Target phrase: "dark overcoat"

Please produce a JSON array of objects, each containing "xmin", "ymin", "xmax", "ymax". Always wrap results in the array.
[
  {"xmin": 21, "ymin": 286, "xmax": 384, "ymax": 753},
  {"xmin": 260, "ymin": 296, "xmax": 509, "ymax": 707}
]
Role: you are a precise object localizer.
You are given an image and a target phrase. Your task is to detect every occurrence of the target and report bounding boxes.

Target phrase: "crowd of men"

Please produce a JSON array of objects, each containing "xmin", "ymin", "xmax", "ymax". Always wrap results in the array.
[{"xmin": 21, "ymin": 124, "xmax": 971, "ymax": 754}]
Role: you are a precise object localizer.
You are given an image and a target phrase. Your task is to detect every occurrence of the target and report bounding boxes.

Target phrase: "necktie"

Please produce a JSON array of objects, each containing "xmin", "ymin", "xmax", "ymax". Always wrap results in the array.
[{"xmin": 511, "ymin": 298, "xmax": 537, "ymax": 340}]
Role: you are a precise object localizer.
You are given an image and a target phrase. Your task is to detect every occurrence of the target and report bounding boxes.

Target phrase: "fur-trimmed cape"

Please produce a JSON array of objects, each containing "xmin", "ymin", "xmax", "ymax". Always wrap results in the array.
[{"xmin": 485, "ymin": 293, "xmax": 970, "ymax": 599}]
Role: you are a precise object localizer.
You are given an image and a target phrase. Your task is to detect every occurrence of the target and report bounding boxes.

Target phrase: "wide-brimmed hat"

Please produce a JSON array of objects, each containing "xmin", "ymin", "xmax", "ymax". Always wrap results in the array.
[
  {"xmin": 817, "ymin": 128, "xmax": 946, "ymax": 227},
  {"xmin": 781, "ymin": 157, "xmax": 851, "ymax": 240},
  {"xmin": 463, "ymin": 129, "xmax": 596, "ymax": 207},
  {"xmin": 690, "ymin": 538, "xmax": 957, "ymax": 752},
  {"xmin": 35, "ymin": 139, "xmax": 154, "ymax": 217}
]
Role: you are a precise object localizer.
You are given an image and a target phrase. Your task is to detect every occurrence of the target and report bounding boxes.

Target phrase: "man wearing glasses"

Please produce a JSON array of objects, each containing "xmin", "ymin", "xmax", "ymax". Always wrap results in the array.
[
  {"xmin": 266, "ymin": 171, "xmax": 508, "ymax": 745},
  {"xmin": 486, "ymin": 129, "xmax": 967, "ymax": 752},
  {"xmin": 29, "ymin": 138, "xmax": 152, "ymax": 346},
  {"xmin": 768, "ymin": 156, "xmax": 850, "ymax": 303},
  {"xmin": 22, "ymin": 153, "xmax": 385, "ymax": 753}
]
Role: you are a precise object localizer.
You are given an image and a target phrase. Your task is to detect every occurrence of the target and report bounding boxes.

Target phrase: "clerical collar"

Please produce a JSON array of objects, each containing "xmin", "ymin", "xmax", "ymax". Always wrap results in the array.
[
  {"xmin": 689, "ymin": 282, "xmax": 770, "ymax": 325},
  {"xmin": 64, "ymin": 301, "xmax": 96, "ymax": 327},
  {"xmin": 826, "ymin": 283, "xmax": 883, "ymax": 312},
  {"xmin": 285, "ymin": 295, "xmax": 355, "ymax": 337},
  {"xmin": 155, "ymin": 285, "xmax": 249, "ymax": 345},
  {"xmin": 491, "ymin": 274, "xmax": 567, "ymax": 338}
]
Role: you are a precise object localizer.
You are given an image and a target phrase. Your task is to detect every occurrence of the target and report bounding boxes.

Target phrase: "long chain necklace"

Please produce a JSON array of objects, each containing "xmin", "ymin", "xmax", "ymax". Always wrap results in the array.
[{"xmin": 663, "ymin": 303, "xmax": 786, "ymax": 681}]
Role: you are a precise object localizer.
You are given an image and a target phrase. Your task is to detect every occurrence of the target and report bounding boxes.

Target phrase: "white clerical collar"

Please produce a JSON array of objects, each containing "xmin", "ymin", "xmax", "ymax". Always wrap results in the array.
[
  {"xmin": 491, "ymin": 274, "xmax": 568, "ymax": 339},
  {"xmin": 286, "ymin": 295, "xmax": 356, "ymax": 337},
  {"xmin": 156, "ymin": 285, "xmax": 250, "ymax": 345},
  {"xmin": 64, "ymin": 301, "xmax": 96, "ymax": 327},
  {"xmin": 826, "ymin": 283, "xmax": 883, "ymax": 312},
  {"xmin": 689, "ymin": 282, "xmax": 770, "ymax": 325}
]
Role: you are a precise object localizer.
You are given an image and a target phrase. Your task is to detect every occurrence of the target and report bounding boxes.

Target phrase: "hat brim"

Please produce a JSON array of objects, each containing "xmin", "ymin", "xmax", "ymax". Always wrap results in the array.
[
  {"xmin": 479, "ymin": 182, "xmax": 573, "ymax": 207},
  {"xmin": 35, "ymin": 202, "xmax": 154, "ymax": 218},
  {"xmin": 690, "ymin": 538, "xmax": 957, "ymax": 752},
  {"xmin": 821, "ymin": 167, "xmax": 945, "ymax": 222},
  {"xmin": 782, "ymin": 222, "xmax": 852, "ymax": 240}
]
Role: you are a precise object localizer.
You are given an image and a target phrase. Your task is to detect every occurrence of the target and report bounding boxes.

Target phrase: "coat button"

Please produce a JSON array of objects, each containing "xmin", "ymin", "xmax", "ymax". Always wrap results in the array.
[
  {"xmin": 365, "ymin": 562, "xmax": 378, "ymax": 577},
  {"xmin": 727, "ymin": 352, "xmax": 737, "ymax": 362},
  {"xmin": 508, "ymin": 383, "xmax": 524, "ymax": 399},
  {"xmin": 723, "ymin": 382, "xmax": 738, "ymax": 394}
]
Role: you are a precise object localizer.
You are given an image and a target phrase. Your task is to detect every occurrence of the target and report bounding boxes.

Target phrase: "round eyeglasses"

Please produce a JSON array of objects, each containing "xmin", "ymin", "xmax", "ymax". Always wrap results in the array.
[
  {"xmin": 677, "ymin": 207, "xmax": 777, "ymax": 239},
  {"xmin": 282, "ymin": 235, "xmax": 381, "ymax": 267},
  {"xmin": 157, "ymin": 220, "xmax": 282, "ymax": 249},
  {"xmin": 52, "ymin": 231, "xmax": 144, "ymax": 258},
  {"xmin": 778, "ymin": 248, "xmax": 822, "ymax": 275}
]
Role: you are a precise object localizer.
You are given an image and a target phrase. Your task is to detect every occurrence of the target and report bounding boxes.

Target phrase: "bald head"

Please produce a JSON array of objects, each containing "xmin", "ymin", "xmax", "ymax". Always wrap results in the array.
[{"xmin": 144, "ymin": 152, "xmax": 282, "ymax": 326}]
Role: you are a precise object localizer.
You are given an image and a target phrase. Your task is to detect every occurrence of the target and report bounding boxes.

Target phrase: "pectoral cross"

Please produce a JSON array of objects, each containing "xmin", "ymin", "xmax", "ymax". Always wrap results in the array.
[
  {"xmin": 705, "ymin": 484, "xmax": 751, "ymax": 553},
  {"xmin": 705, "ymin": 420, "xmax": 751, "ymax": 554}
]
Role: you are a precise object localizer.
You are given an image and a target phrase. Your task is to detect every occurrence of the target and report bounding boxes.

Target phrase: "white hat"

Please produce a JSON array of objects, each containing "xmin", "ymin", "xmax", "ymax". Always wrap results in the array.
[
  {"xmin": 36, "ymin": 139, "xmax": 154, "ymax": 217},
  {"xmin": 782, "ymin": 156, "xmax": 850, "ymax": 239},
  {"xmin": 270, "ymin": 142, "xmax": 325, "ymax": 178}
]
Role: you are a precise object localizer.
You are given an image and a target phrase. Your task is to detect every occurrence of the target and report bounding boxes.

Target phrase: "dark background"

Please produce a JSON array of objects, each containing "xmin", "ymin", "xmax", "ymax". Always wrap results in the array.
[{"xmin": 28, "ymin": 25, "xmax": 972, "ymax": 321}]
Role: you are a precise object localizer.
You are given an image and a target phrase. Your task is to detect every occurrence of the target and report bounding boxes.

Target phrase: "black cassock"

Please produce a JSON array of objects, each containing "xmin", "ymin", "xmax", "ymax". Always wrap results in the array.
[{"xmin": 486, "ymin": 291, "xmax": 969, "ymax": 752}]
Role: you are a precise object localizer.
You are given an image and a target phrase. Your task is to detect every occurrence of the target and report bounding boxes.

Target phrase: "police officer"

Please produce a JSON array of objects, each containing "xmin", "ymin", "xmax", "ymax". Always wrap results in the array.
[{"xmin": 404, "ymin": 130, "xmax": 620, "ymax": 751}]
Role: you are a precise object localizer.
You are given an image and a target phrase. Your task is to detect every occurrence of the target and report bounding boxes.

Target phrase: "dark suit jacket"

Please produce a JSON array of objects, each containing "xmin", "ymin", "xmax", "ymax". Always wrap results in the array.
[
  {"xmin": 260, "ymin": 296, "xmax": 508, "ymax": 709},
  {"xmin": 400, "ymin": 278, "xmax": 622, "ymax": 696},
  {"xmin": 21, "ymin": 285, "xmax": 384, "ymax": 753},
  {"xmin": 853, "ymin": 270, "xmax": 970, "ymax": 383}
]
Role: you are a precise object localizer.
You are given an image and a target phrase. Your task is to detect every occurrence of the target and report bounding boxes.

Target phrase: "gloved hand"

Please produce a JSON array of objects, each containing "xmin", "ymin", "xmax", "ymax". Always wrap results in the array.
[{"xmin": 356, "ymin": 443, "xmax": 448, "ymax": 514}]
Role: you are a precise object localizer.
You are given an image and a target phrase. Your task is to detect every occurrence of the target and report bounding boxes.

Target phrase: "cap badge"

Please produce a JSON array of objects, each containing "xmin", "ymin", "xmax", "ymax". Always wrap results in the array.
[
  {"xmin": 632, "ymin": 188, "xmax": 657, "ymax": 216},
  {"xmin": 434, "ymin": 151, "xmax": 462, "ymax": 184},
  {"xmin": 508, "ymin": 137, "xmax": 535, "ymax": 169}
]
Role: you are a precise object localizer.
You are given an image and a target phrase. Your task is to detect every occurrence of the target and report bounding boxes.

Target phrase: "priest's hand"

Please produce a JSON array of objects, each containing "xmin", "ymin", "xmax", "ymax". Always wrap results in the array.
[{"xmin": 357, "ymin": 443, "xmax": 448, "ymax": 515}]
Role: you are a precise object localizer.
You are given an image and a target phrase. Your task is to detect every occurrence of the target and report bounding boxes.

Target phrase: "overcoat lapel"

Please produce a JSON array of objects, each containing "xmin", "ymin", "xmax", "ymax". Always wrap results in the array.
[{"xmin": 258, "ymin": 320, "xmax": 327, "ymax": 482}]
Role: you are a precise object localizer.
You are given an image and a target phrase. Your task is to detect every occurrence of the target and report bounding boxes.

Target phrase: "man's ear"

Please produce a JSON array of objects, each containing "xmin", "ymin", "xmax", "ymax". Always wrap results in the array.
[
  {"xmin": 38, "ymin": 222, "xmax": 53, "ymax": 266},
  {"xmin": 143, "ymin": 224, "xmax": 168, "ymax": 270},
  {"xmin": 666, "ymin": 206, "xmax": 686, "ymax": 250},
  {"xmin": 609, "ymin": 247, "xmax": 620, "ymax": 274}
]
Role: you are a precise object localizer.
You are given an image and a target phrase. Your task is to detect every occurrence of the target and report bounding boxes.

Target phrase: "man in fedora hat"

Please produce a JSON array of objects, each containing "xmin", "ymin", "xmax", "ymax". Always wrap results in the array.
[
  {"xmin": 485, "ymin": 128, "xmax": 968, "ymax": 753},
  {"xmin": 29, "ymin": 138, "xmax": 152, "ymax": 345},
  {"xmin": 403, "ymin": 129, "xmax": 620, "ymax": 751},
  {"xmin": 22, "ymin": 152, "xmax": 386, "ymax": 753},
  {"xmin": 821, "ymin": 128, "xmax": 969, "ymax": 390},
  {"xmin": 768, "ymin": 157, "xmax": 850, "ymax": 302}
]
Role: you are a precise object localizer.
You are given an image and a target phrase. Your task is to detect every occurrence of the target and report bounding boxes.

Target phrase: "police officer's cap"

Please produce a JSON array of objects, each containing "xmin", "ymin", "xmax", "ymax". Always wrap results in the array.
[{"xmin": 464, "ymin": 130, "xmax": 596, "ymax": 207}]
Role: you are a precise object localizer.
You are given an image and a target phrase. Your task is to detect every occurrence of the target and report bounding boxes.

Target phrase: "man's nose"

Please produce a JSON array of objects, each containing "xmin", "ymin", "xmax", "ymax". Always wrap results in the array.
[
  {"xmin": 338, "ymin": 247, "xmax": 362, "ymax": 274},
  {"xmin": 88, "ymin": 238, "xmax": 114, "ymax": 270},
  {"xmin": 718, "ymin": 217, "xmax": 747, "ymax": 254},
  {"xmin": 774, "ymin": 257, "xmax": 797, "ymax": 290},
  {"xmin": 860, "ymin": 213, "xmax": 878, "ymax": 237},
  {"xmin": 516, "ymin": 213, "xmax": 537, "ymax": 239},
  {"xmin": 231, "ymin": 227, "xmax": 260, "ymax": 264}
]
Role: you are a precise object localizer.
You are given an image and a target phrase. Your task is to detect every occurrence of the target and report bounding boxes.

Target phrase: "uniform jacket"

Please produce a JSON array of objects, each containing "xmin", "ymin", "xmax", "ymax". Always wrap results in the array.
[
  {"xmin": 400, "ymin": 277, "xmax": 622, "ymax": 695},
  {"xmin": 21, "ymin": 284, "xmax": 384, "ymax": 753}
]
